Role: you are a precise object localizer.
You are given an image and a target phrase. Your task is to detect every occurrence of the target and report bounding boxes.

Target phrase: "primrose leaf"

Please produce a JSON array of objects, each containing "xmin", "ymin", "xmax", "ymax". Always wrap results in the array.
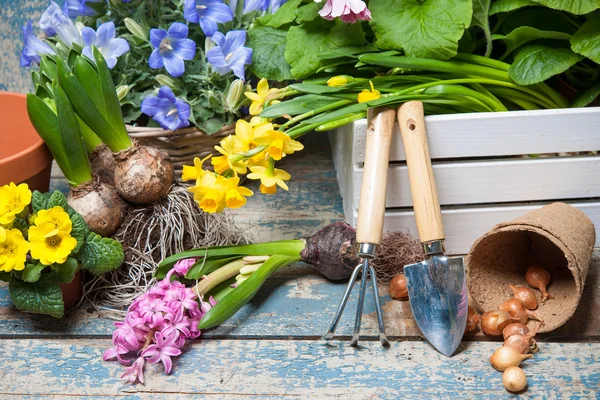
[
  {"xmin": 70, "ymin": 213, "xmax": 89, "ymax": 254},
  {"xmin": 21, "ymin": 263, "xmax": 47, "ymax": 283},
  {"xmin": 572, "ymin": 84, "xmax": 600, "ymax": 108},
  {"xmin": 79, "ymin": 232, "xmax": 125, "ymax": 275},
  {"xmin": 52, "ymin": 257, "xmax": 79, "ymax": 284},
  {"xmin": 369, "ymin": 0, "xmax": 473, "ymax": 60},
  {"xmin": 258, "ymin": 0, "xmax": 302, "ymax": 27},
  {"xmin": 493, "ymin": 27, "xmax": 571, "ymax": 58},
  {"xmin": 12, "ymin": 217, "xmax": 29, "ymax": 239},
  {"xmin": 31, "ymin": 191, "xmax": 51, "ymax": 214},
  {"xmin": 508, "ymin": 45, "xmax": 584, "ymax": 85},
  {"xmin": 285, "ymin": 20, "xmax": 365, "ymax": 79},
  {"xmin": 248, "ymin": 26, "xmax": 294, "ymax": 81},
  {"xmin": 530, "ymin": 0, "xmax": 600, "ymax": 14},
  {"xmin": 9, "ymin": 275, "xmax": 64, "ymax": 318},
  {"xmin": 471, "ymin": 0, "xmax": 493, "ymax": 56},
  {"xmin": 46, "ymin": 190, "xmax": 69, "ymax": 211},
  {"xmin": 489, "ymin": 0, "xmax": 538, "ymax": 15},
  {"xmin": 295, "ymin": 2, "xmax": 321, "ymax": 23},
  {"xmin": 570, "ymin": 11, "xmax": 600, "ymax": 64},
  {"xmin": 0, "ymin": 272, "xmax": 11, "ymax": 282}
]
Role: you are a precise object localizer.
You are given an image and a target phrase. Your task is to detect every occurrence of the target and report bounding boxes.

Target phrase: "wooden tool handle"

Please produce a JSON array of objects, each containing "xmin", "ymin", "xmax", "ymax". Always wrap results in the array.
[
  {"xmin": 397, "ymin": 101, "xmax": 445, "ymax": 243},
  {"xmin": 356, "ymin": 107, "xmax": 396, "ymax": 245}
]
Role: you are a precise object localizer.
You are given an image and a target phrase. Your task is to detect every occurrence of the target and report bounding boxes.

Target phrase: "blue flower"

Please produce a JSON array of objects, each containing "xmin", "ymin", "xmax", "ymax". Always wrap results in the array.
[
  {"xmin": 148, "ymin": 22, "xmax": 197, "ymax": 78},
  {"xmin": 206, "ymin": 30, "xmax": 252, "ymax": 80},
  {"xmin": 243, "ymin": 0, "xmax": 269, "ymax": 13},
  {"xmin": 20, "ymin": 20, "xmax": 56, "ymax": 67},
  {"xmin": 183, "ymin": 0, "xmax": 233, "ymax": 37},
  {"xmin": 62, "ymin": 0, "xmax": 106, "ymax": 17},
  {"xmin": 141, "ymin": 87, "xmax": 191, "ymax": 131},
  {"xmin": 39, "ymin": 1, "xmax": 83, "ymax": 47},
  {"xmin": 81, "ymin": 22, "xmax": 130, "ymax": 69}
]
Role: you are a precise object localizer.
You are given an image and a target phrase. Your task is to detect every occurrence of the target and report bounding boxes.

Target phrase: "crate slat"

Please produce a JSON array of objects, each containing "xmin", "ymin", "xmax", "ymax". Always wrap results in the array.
[
  {"xmin": 348, "ymin": 201, "xmax": 600, "ymax": 254},
  {"xmin": 347, "ymin": 108, "xmax": 600, "ymax": 163},
  {"xmin": 350, "ymin": 156, "xmax": 600, "ymax": 208}
]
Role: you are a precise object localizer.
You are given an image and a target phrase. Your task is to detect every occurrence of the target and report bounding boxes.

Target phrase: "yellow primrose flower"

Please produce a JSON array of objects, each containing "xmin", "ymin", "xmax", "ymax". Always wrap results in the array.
[
  {"xmin": 29, "ymin": 224, "xmax": 77, "ymax": 266},
  {"xmin": 248, "ymin": 165, "xmax": 291, "ymax": 195},
  {"xmin": 253, "ymin": 130, "xmax": 304, "ymax": 161},
  {"xmin": 212, "ymin": 135, "xmax": 248, "ymax": 175},
  {"xmin": 0, "ymin": 183, "xmax": 32, "ymax": 225},
  {"xmin": 182, "ymin": 155, "xmax": 212, "ymax": 183},
  {"xmin": 34, "ymin": 206, "xmax": 72, "ymax": 235},
  {"xmin": 357, "ymin": 81, "xmax": 381, "ymax": 103},
  {"xmin": 0, "ymin": 228, "xmax": 29, "ymax": 272},
  {"xmin": 244, "ymin": 79, "xmax": 282, "ymax": 116},
  {"xmin": 327, "ymin": 75, "xmax": 352, "ymax": 87},
  {"xmin": 223, "ymin": 176, "xmax": 253, "ymax": 209}
]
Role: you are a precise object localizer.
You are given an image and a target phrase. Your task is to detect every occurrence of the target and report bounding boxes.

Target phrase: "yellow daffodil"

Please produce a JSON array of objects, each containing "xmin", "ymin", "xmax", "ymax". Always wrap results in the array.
[
  {"xmin": 234, "ymin": 119, "xmax": 275, "ymax": 163},
  {"xmin": 357, "ymin": 81, "xmax": 381, "ymax": 103},
  {"xmin": 244, "ymin": 79, "xmax": 283, "ymax": 116},
  {"xmin": 223, "ymin": 176, "xmax": 253, "ymax": 209},
  {"xmin": 29, "ymin": 223, "xmax": 77, "ymax": 266},
  {"xmin": 327, "ymin": 75, "xmax": 352, "ymax": 87},
  {"xmin": 188, "ymin": 172, "xmax": 253, "ymax": 213},
  {"xmin": 182, "ymin": 155, "xmax": 212, "ymax": 183},
  {"xmin": 0, "ymin": 183, "xmax": 32, "ymax": 225},
  {"xmin": 212, "ymin": 135, "xmax": 248, "ymax": 175},
  {"xmin": 0, "ymin": 227, "xmax": 29, "ymax": 272},
  {"xmin": 248, "ymin": 165, "xmax": 291, "ymax": 195},
  {"xmin": 34, "ymin": 206, "xmax": 72, "ymax": 235},
  {"xmin": 253, "ymin": 130, "xmax": 304, "ymax": 161}
]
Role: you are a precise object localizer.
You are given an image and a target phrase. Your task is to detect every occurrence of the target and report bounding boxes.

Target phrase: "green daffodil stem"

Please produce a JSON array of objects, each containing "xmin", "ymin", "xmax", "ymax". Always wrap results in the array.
[
  {"xmin": 279, "ymin": 99, "xmax": 352, "ymax": 130},
  {"xmin": 193, "ymin": 259, "xmax": 246, "ymax": 297},
  {"xmin": 316, "ymin": 112, "xmax": 368, "ymax": 132}
]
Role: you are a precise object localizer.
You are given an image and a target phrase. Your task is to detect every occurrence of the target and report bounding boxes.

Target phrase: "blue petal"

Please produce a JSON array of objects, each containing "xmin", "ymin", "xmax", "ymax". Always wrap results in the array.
[
  {"xmin": 168, "ymin": 22, "xmax": 189, "ymax": 40},
  {"xmin": 153, "ymin": 113, "xmax": 180, "ymax": 131},
  {"xmin": 109, "ymin": 38, "xmax": 130, "ymax": 58},
  {"xmin": 141, "ymin": 96, "xmax": 173, "ymax": 117},
  {"xmin": 210, "ymin": 31, "xmax": 226, "ymax": 48},
  {"xmin": 173, "ymin": 38, "xmax": 196, "ymax": 60},
  {"xmin": 148, "ymin": 48, "xmax": 164, "ymax": 69},
  {"xmin": 96, "ymin": 21, "xmax": 116, "ymax": 48},
  {"xmin": 82, "ymin": 46, "xmax": 94, "ymax": 61},
  {"xmin": 222, "ymin": 30, "xmax": 246, "ymax": 55},
  {"xmin": 157, "ymin": 86, "xmax": 177, "ymax": 104},
  {"xmin": 183, "ymin": 0, "xmax": 199, "ymax": 23},
  {"xmin": 229, "ymin": 47, "xmax": 252, "ymax": 80},
  {"xmin": 175, "ymin": 99, "xmax": 191, "ymax": 122},
  {"xmin": 163, "ymin": 53, "xmax": 185, "ymax": 77},
  {"xmin": 206, "ymin": 47, "xmax": 228, "ymax": 68},
  {"xmin": 270, "ymin": 0, "xmax": 287, "ymax": 13},
  {"xmin": 105, "ymin": 56, "xmax": 118, "ymax": 69},
  {"xmin": 23, "ymin": 21, "xmax": 55, "ymax": 58},
  {"xmin": 150, "ymin": 28, "xmax": 168, "ymax": 48},
  {"xmin": 199, "ymin": 17, "xmax": 218, "ymax": 36},
  {"xmin": 206, "ymin": 2, "xmax": 234, "ymax": 24},
  {"xmin": 81, "ymin": 27, "xmax": 97, "ymax": 47},
  {"xmin": 243, "ymin": 0, "xmax": 268, "ymax": 14}
]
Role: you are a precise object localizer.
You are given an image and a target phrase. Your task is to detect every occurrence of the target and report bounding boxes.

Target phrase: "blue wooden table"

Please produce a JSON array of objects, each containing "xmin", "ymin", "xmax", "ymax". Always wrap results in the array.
[{"xmin": 0, "ymin": 135, "xmax": 599, "ymax": 398}]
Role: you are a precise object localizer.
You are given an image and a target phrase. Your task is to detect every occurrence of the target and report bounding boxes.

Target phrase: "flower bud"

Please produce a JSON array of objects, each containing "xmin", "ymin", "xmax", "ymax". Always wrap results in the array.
[
  {"xmin": 116, "ymin": 85, "xmax": 131, "ymax": 101},
  {"xmin": 226, "ymin": 79, "xmax": 244, "ymax": 109},
  {"xmin": 155, "ymin": 74, "xmax": 178, "ymax": 89},
  {"xmin": 124, "ymin": 18, "xmax": 147, "ymax": 40},
  {"xmin": 205, "ymin": 37, "xmax": 216, "ymax": 53},
  {"xmin": 327, "ymin": 75, "xmax": 353, "ymax": 87}
]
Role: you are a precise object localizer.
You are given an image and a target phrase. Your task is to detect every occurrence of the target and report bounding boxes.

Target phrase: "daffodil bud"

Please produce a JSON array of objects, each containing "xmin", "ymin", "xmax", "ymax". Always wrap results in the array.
[
  {"xmin": 226, "ymin": 79, "xmax": 244, "ymax": 109},
  {"xmin": 124, "ymin": 18, "xmax": 147, "ymax": 40},
  {"xmin": 116, "ymin": 85, "xmax": 131, "ymax": 101},
  {"xmin": 327, "ymin": 75, "xmax": 353, "ymax": 87},
  {"xmin": 155, "ymin": 74, "xmax": 178, "ymax": 89}
]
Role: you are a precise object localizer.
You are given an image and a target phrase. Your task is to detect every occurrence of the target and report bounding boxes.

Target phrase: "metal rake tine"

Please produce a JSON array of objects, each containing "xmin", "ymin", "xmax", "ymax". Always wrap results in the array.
[
  {"xmin": 369, "ymin": 264, "xmax": 390, "ymax": 347},
  {"xmin": 350, "ymin": 260, "xmax": 370, "ymax": 347},
  {"xmin": 322, "ymin": 262, "xmax": 363, "ymax": 340}
]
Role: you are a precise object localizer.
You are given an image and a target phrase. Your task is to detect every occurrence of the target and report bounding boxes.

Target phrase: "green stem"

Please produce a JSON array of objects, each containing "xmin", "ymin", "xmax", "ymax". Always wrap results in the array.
[
  {"xmin": 279, "ymin": 99, "xmax": 352, "ymax": 130},
  {"xmin": 193, "ymin": 259, "xmax": 245, "ymax": 297},
  {"xmin": 315, "ymin": 112, "xmax": 368, "ymax": 132}
]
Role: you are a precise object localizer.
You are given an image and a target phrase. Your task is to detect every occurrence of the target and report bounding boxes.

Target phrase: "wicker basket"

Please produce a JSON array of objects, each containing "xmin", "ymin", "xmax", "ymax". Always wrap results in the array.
[{"xmin": 126, "ymin": 123, "xmax": 235, "ymax": 174}]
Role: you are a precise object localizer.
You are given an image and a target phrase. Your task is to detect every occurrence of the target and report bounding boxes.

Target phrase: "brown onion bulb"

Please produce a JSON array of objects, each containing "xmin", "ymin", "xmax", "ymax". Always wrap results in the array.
[
  {"xmin": 490, "ymin": 346, "xmax": 534, "ymax": 371},
  {"xmin": 90, "ymin": 144, "xmax": 116, "ymax": 185},
  {"xmin": 503, "ymin": 321, "xmax": 543, "ymax": 354},
  {"xmin": 502, "ymin": 323, "xmax": 529, "ymax": 340},
  {"xmin": 389, "ymin": 274, "xmax": 409, "ymax": 300},
  {"xmin": 525, "ymin": 264, "xmax": 553, "ymax": 302},
  {"xmin": 509, "ymin": 284, "xmax": 538, "ymax": 310},
  {"xmin": 499, "ymin": 298, "xmax": 542, "ymax": 324},
  {"xmin": 481, "ymin": 310, "xmax": 520, "ymax": 336},
  {"xmin": 464, "ymin": 306, "xmax": 480, "ymax": 334},
  {"xmin": 502, "ymin": 366, "xmax": 527, "ymax": 392}
]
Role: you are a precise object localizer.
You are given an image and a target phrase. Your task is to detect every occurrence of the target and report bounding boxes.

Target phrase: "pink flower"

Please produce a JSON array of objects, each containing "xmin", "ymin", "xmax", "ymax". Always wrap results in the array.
[
  {"xmin": 112, "ymin": 316, "xmax": 146, "ymax": 352},
  {"xmin": 121, "ymin": 357, "xmax": 146, "ymax": 384},
  {"xmin": 316, "ymin": 0, "xmax": 371, "ymax": 23},
  {"xmin": 138, "ymin": 297, "xmax": 174, "ymax": 328},
  {"xmin": 103, "ymin": 344, "xmax": 132, "ymax": 366},
  {"xmin": 141, "ymin": 329, "xmax": 183, "ymax": 374},
  {"xmin": 200, "ymin": 295, "xmax": 217, "ymax": 315},
  {"xmin": 173, "ymin": 258, "xmax": 197, "ymax": 276},
  {"xmin": 164, "ymin": 286, "xmax": 198, "ymax": 311}
]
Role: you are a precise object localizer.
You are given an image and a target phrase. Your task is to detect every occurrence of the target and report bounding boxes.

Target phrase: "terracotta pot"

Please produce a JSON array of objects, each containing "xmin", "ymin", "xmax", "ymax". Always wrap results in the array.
[
  {"xmin": 61, "ymin": 270, "xmax": 83, "ymax": 310},
  {"xmin": 0, "ymin": 92, "xmax": 53, "ymax": 191}
]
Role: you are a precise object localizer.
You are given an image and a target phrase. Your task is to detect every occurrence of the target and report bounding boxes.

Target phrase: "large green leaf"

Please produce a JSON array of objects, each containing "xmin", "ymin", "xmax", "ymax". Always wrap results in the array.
[
  {"xmin": 79, "ymin": 232, "xmax": 125, "ymax": 275},
  {"xmin": 70, "ymin": 213, "xmax": 89, "ymax": 254},
  {"xmin": 9, "ymin": 275, "xmax": 64, "ymax": 318},
  {"xmin": 248, "ymin": 26, "xmax": 294, "ymax": 81},
  {"xmin": 73, "ymin": 57, "xmax": 106, "ymax": 117},
  {"xmin": 46, "ymin": 190, "xmax": 69, "ymax": 210},
  {"xmin": 31, "ymin": 191, "xmax": 51, "ymax": 214},
  {"xmin": 285, "ymin": 20, "xmax": 365, "ymax": 78},
  {"xmin": 295, "ymin": 2, "xmax": 321, "ymax": 23},
  {"xmin": 52, "ymin": 257, "xmax": 78, "ymax": 284},
  {"xmin": 571, "ymin": 11, "xmax": 600, "ymax": 64},
  {"xmin": 21, "ymin": 263, "xmax": 47, "ymax": 283},
  {"xmin": 258, "ymin": 0, "xmax": 302, "ymax": 27},
  {"xmin": 508, "ymin": 45, "xmax": 584, "ymax": 85},
  {"xmin": 493, "ymin": 27, "xmax": 571, "ymax": 57},
  {"xmin": 471, "ymin": 0, "xmax": 493, "ymax": 56},
  {"xmin": 489, "ymin": 0, "xmax": 538, "ymax": 14},
  {"xmin": 531, "ymin": 0, "xmax": 600, "ymax": 14},
  {"xmin": 572, "ymin": 84, "xmax": 600, "ymax": 107},
  {"xmin": 369, "ymin": 0, "xmax": 473, "ymax": 60}
]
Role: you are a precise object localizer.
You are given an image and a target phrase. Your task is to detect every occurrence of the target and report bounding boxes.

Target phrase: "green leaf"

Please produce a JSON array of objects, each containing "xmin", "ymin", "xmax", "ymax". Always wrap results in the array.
[
  {"xmin": 508, "ymin": 45, "xmax": 584, "ymax": 85},
  {"xmin": 70, "ymin": 213, "xmax": 89, "ymax": 254},
  {"xmin": 571, "ymin": 11, "xmax": 600, "ymax": 64},
  {"xmin": 248, "ymin": 26, "xmax": 294, "ymax": 81},
  {"xmin": 285, "ymin": 20, "xmax": 366, "ymax": 79},
  {"xmin": 0, "ymin": 272, "xmax": 11, "ymax": 282},
  {"xmin": 73, "ymin": 56, "xmax": 106, "ymax": 117},
  {"xmin": 258, "ymin": 0, "xmax": 302, "ymax": 28},
  {"xmin": 261, "ymin": 95, "xmax": 339, "ymax": 118},
  {"xmin": 489, "ymin": 0, "xmax": 539, "ymax": 15},
  {"xmin": 369, "ymin": 0, "xmax": 473, "ymax": 60},
  {"xmin": 40, "ymin": 57, "xmax": 57, "ymax": 81},
  {"xmin": 295, "ymin": 2, "xmax": 321, "ymax": 23},
  {"xmin": 493, "ymin": 27, "xmax": 571, "ymax": 58},
  {"xmin": 471, "ymin": 0, "xmax": 493, "ymax": 56},
  {"xmin": 12, "ymin": 217, "xmax": 29, "ymax": 239},
  {"xmin": 572, "ymin": 84, "xmax": 600, "ymax": 107},
  {"xmin": 21, "ymin": 263, "xmax": 47, "ymax": 283},
  {"xmin": 530, "ymin": 0, "xmax": 600, "ymax": 14},
  {"xmin": 46, "ymin": 190, "xmax": 69, "ymax": 210},
  {"xmin": 52, "ymin": 257, "xmax": 78, "ymax": 284},
  {"xmin": 186, "ymin": 256, "xmax": 242, "ymax": 280},
  {"xmin": 499, "ymin": 8, "xmax": 576, "ymax": 35},
  {"xmin": 31, "ymin": 191, "xmax": 51, "ymax": 214},
  {"xmin": 79, "ymin": 232, "xmax": 124, "ymax": 275},
  {"xmin": 9, "ymin": 275, "xmax": 64, "ymax": 318}
]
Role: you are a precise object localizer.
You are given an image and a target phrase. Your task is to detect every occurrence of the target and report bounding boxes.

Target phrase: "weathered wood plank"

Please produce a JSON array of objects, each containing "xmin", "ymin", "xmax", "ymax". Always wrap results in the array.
[{"xmin": 0, "ymin": 339, "xmax": 598, "ymax": 398}]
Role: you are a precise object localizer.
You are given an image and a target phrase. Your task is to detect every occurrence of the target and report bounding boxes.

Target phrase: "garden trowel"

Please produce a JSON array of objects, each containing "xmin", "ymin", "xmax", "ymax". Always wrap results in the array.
[{"xmin": 397, "ymin": 101, "xmax": 468, "ymax": 357}]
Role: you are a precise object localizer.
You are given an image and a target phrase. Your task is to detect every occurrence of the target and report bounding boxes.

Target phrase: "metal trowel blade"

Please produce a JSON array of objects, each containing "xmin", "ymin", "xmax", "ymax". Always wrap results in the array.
[{"xmin": 404, "ymin": 255, "xmax": 468, "ymax": 357}]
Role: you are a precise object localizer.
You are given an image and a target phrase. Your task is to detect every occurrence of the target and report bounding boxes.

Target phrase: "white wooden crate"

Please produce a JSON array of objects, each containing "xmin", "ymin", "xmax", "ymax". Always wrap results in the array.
[{"xmin": 329, "ymin": 107, "xmax": 600, "ymax": 255}]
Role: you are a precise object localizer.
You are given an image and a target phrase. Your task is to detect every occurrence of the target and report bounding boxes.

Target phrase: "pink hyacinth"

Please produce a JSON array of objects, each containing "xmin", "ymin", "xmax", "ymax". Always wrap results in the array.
[
  {"xmin": 121, "ymin": 357, "xmax": 146, "ymax": 384},
  {"xmin": 316, "ymin": 0, "xmax": 371, "ymax": 23},
  {"xmin": 173, "ymin": 258, "xmax": 197, "ymax": 276}
]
